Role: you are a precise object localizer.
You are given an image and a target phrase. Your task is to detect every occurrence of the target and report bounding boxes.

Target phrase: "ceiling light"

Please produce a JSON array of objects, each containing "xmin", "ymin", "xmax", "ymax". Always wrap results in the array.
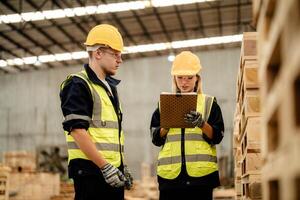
[
  {"xmin": 23, "ymin": 56, "xmax": 38, "ymax": 64},
  {"xmin": 0, "ymin": 34, "xmax": 242, "ymax": 68},
  {"xmin": 150, "ymin": 0, "xmax": 215, "ymax": 7},
  {"xmin": 71, "ymin": 52, "xmax": 88, "ymax": 59},
  {"xmin": 167, "ymin": 54, "xmax": 175, "ymax": 62},
  {"xmin": 43, "ymin": 10, "xmax": 66, "ymax": 19},
  {"xmin": 38, "ymin": 55, "xmax": 56, "ymax": 63},
  {"xmin": 55, "ymin": 53, "xmax": 72, "ymax": 61},
  {"xmin": 124, "ymin": 43, "xmax": 169, "ymax": 53},
  {"xmin": 171, "ymin": 34, "xmax": 243, "ymax": 49},
  {"xmin": 0, "ymin": 60, "xmax": 8, "ymax": 68},
  {"xmin": 0, "ymin": 0, "xmax": 216, "ymax": 24}
]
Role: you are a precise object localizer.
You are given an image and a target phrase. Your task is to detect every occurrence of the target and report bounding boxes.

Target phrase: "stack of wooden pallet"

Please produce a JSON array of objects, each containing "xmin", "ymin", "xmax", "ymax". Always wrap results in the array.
[
  {"xmin": 0, "ymin": 165, "xmax": 11, "ymax": 200},
  {"xmin": 233, "ymin": 32, "xmax": 262, "ymax": 200},
  {"xmin": 1, "ymin": 151, "xmax": 60, "ymax": 200},
  {"xmin": 256, "ymin": 0, "xmax": 300, "ymax": 199}
]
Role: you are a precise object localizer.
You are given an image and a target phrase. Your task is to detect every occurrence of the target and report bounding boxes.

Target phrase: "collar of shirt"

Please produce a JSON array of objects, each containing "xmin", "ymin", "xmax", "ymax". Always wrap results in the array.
[{"xmin": 83, "ymin": 64, "xmax": 121, "ymax": 87}]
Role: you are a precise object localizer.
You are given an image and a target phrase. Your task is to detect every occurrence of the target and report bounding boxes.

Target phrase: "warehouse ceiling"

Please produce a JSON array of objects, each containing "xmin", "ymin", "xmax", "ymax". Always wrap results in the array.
[{"xmin": 0, "ymin": 0, "xmax": 253, "ymax": 73}]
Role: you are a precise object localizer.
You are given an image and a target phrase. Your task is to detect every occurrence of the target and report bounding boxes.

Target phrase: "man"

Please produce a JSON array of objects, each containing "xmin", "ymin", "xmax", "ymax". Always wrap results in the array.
[{"xmin": 60, "ymin": 24, "xmax": 132, "ymax": 200}]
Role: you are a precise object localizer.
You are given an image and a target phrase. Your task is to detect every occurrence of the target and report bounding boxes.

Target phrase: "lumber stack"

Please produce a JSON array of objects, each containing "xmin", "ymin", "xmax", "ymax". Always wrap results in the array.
[
  {"xmin": 1, "ymin": 151, "xmax": 60, "ymax": 200},
  {"xmin": 256, "ymin": 0, "xmax": 300, "ymax": 199},
  {"xmin": 233, "ymin": 32, "xmax": 262, "ymax": 200}
]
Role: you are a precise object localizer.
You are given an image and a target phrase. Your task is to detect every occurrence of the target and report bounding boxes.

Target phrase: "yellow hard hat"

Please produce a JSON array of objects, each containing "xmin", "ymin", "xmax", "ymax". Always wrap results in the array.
[
  {"xmin": 84, "ymin": 24, "xmax": 124, "ymax": 52},
  {"xmin": 171, "ymin": 51, "xmax": 202, "ymax": 75}
]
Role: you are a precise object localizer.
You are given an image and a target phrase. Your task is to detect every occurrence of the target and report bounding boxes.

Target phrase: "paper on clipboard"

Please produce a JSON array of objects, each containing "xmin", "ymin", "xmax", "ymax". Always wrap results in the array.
[{"xmin": 160, "ymin": 92, "xmax": 197, "ymax": 128}]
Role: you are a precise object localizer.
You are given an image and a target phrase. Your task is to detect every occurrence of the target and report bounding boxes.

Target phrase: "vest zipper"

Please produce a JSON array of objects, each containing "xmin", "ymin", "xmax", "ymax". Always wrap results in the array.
[{"xmin": 181, "ymin": 128, "xmax": 185, "ymax": 166}]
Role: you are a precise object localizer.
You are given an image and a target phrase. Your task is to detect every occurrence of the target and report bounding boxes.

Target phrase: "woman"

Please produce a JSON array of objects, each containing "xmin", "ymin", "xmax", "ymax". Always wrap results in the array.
[{"xmin": 150, "ymin": 51, "xmax": 224, "ymax": 200}]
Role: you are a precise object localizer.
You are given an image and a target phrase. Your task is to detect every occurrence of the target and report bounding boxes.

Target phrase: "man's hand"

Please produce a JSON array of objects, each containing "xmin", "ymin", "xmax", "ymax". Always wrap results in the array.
[
  {"xmin": 101, "ymin": 163, "xmax": 126, "ymax": 188},
  {"xmin": 124, "ymin": 165, "xmax": 133, "ymax": 190},
  {"xmin": 184, "ymin": 111, "xmax": 205, "ymax": 128}
]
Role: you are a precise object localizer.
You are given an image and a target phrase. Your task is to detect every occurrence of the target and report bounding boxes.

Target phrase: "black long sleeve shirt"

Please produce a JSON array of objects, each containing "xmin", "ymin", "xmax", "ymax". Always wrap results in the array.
[
  {"xmin": 60, "ymin": 64, "xmax": 123, "ymax": 178},
  {"xmin": 150, "ymin": 98, "xmax": 224, "ymax": 190}
]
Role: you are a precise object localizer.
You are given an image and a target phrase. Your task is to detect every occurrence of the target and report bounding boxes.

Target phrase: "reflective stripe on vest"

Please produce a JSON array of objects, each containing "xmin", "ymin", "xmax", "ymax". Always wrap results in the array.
[
  {"xmin": 157, "ymin": 94, "xmax": 218, "ymax": 179},
  {"xmin": 61, "ymin": 70, "xmax": 124, "ymax": 167},
  {"xmin": 67, "ymin": 141, "xmax": 124, "ymax": 152}
]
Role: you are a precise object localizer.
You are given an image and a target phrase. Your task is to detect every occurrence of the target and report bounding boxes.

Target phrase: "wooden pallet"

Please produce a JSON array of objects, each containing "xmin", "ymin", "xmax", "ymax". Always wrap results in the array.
[
  {"xmin": 234, "ymin": 31, "xmax": 262, "ymax": 199},
  {"xmin": 257, "ymin": 1, "xmax": 300, "ymax": 199},
  {"xmin": 257, "ymin": 0, "xmax": 297, "ymax": 97},
  {"xmin": 260, "ymin": 41, "xmax": 300, "ymax": 159},
  {"xmin": 261, "ymin": 136, "xmax": 300, "ymax": 200}
]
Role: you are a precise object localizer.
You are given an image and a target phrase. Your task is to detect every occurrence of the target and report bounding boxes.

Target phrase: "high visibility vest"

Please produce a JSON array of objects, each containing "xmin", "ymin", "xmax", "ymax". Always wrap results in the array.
[
  {"xmin": 61, "ymin": 70, "xmax": 124, "ymax": 168},
  {"xmin": 157, "ymin": 94, "xmax": 218, "ymax": 179}
]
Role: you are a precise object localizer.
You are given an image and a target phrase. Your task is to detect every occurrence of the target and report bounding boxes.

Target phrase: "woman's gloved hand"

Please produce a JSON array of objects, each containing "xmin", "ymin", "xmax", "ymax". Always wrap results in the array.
[{"xmin": 184, "ymin": 111, "xmax": 205, "ymax": 128}]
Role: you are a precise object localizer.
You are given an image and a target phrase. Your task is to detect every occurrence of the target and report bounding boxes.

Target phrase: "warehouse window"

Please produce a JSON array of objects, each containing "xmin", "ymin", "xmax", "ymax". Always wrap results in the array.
[
  {"xmin": 267, "ymin": 109, "xmax": 279, "ymax": 152},
  {"xmin": 269, "ymin": 179, "xmax": 279, "ymax": 200}
]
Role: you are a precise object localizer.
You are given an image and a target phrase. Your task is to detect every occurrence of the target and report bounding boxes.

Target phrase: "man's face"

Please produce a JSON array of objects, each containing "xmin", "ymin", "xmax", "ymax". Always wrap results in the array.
[{"xmin": 97, "ymin": 47, "xmax": 122, "ymax": 76}]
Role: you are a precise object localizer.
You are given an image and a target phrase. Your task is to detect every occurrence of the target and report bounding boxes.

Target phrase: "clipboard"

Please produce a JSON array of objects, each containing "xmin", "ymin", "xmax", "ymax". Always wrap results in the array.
[{"xmin": 160, "ymin": 92, "xmax": 197, "ymax": 128}]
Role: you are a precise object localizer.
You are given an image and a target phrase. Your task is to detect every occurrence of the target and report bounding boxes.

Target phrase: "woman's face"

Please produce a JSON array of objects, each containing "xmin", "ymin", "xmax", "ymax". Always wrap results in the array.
[{"xmin": 175, "ymin": 75, "xmax": 197, "ymax": 93}]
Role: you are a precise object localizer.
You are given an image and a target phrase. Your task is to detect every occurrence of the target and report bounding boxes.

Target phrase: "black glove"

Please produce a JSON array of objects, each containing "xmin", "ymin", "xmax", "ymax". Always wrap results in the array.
[
  {"xmin": 124, "ymin": 165, "xmax": 133, "ymax": 190},
  {"xmin": 101, "ymin": 163, "xmax": 126, "ymax": 188},
  {"xmin": 184, "ymin": 111, "xmax": 205, "ymax": 128}
]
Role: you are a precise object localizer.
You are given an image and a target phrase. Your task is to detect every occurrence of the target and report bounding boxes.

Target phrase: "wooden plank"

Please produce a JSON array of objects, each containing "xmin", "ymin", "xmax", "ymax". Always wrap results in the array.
[
  {"xmin": 252, "ymin": 0, "xmax": 262, "ymax": 27},
  {"xmin": 235, "ymin": 179, "xmax": 242, "ymax": 196},
  {"xmin": 240, "ymin": 90, "xmax": 261, "ymax": 134},
  {"xmin": 241, "ymin": 153, "xmax": 262, "ymax": 176},
  {"xmin": 243, "ymin": 60, "xmax": 259, "ymax": 90},
  {"xmin": 237, "ymin": 60, "xmax": 259, "ymax": 104},
  {"xmin": 239, "ymin": 117, "xmax": 261, "ymax": 156},
  {"xmin": 241, "ymin": 32, "xmax": 257, "ymax": 58}
]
